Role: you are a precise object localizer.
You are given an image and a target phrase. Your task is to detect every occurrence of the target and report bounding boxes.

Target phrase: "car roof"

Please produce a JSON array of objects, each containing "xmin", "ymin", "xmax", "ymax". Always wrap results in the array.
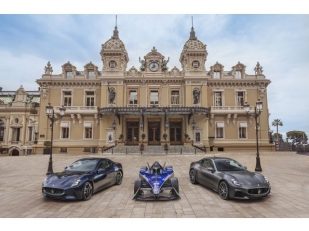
[
  {"xmin": 205, "ymin": 157, "xmax": 234, "ymax": 161},
  {"xmin": 74, "ymin": 158, "xmax": 112, "ymax": 162}
]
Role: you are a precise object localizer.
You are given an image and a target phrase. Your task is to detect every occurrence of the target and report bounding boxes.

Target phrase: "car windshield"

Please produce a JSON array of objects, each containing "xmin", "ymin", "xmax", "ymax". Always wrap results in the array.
[
  {"xmin": 214, "ymin": 159, "xmax": 245, "ymax": 171},
  {"xmin": 66, "ymin": 159, "xmax": 98, "ymax": 172}
]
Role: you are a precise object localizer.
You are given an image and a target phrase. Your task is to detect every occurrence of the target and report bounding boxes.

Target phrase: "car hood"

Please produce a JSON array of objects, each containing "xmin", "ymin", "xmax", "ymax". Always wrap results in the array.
[
  {"xmin": 44, "ymin": 171, "xmax": 87, "ymax": 188},
  {"xmin": 224, "ymin": 171, "xmax": 267, "ymax": 187}
]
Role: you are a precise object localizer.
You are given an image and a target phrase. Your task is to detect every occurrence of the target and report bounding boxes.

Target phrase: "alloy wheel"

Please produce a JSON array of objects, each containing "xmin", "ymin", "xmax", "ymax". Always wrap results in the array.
[
  {"xmin": 116, "ymin": 171, "xmax": 123, "ymax": 185},
  {"xmin": 83, "ymin": 182, "xmax": 93, "ymax": 200},
  {"xmin": 189, "ymin": 169, "xmax": 196, "ymax": 184},
  {"xmin": 218, "ymin": 181, "xmax": 229, "ymax": 200}
]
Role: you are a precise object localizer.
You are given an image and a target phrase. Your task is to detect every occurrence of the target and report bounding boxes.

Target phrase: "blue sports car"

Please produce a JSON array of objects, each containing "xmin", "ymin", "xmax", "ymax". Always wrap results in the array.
[
  {"xmin": 133, "ymin": 161, "xmax": 180, "ymax": 201},
  {"xmin": 42, "ymin": 158, "xmax": 123, "ymax": 201}
]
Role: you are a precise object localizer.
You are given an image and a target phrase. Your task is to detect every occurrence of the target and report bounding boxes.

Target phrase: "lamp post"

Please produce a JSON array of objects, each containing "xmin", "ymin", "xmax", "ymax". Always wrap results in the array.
[
  {"xmin": 243, "ymin": 99, "xmax": 263, "ymax": 172},
  {"xmin": 45, "ymin": 104, "xmax": 65, "ymax": 175}
]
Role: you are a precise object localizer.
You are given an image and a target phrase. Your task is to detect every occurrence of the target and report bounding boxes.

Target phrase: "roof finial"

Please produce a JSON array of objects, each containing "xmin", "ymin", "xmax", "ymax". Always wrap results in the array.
[
  {"xmin": 190, "ymin": 16, "xmax": 197, "ymax": 40},
  {"xmin": 112, "ymin": 15, "xmax": 119, "ymax": 39}
]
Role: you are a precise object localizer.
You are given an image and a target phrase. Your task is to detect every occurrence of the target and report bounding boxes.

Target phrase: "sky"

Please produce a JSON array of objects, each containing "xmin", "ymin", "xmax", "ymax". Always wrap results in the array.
[{"xmin": 0, "ymin": 14, "xmax": 308, "ymax": 137}]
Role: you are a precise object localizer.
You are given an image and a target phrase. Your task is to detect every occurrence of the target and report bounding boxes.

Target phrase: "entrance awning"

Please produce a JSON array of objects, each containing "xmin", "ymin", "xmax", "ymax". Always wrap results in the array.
[{"xmin": 99, "ymin": 106, "xmax": 210, "ymax": 116}]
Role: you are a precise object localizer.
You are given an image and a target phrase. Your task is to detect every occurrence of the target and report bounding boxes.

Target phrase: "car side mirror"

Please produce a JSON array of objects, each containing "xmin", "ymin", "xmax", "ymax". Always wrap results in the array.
[
  {"xmin": 64, "ymin": 166, "xmax": 68, "ymax": 170},
  {"xmin": 207, "ymin": 167, "xmax": 215, "ymax": 173}
]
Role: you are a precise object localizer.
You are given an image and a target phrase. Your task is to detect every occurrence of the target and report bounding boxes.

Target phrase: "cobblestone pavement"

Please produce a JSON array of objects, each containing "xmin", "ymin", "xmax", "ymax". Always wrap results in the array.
[{"xmin": 0, "ymin": 151, "xmax": 308, "ymax": 218}]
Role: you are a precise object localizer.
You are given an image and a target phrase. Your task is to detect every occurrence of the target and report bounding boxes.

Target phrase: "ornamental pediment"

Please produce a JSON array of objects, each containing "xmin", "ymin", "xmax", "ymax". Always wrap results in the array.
[{"xmin": 139, "ymin": 47, "xmax": 169, "ymax": 72}]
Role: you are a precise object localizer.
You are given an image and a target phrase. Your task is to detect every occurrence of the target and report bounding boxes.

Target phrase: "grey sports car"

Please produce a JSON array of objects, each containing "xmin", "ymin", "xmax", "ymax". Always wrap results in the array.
[{"xmin": 189, "ymin": 157, "xmax": 271, "ymax": 200}]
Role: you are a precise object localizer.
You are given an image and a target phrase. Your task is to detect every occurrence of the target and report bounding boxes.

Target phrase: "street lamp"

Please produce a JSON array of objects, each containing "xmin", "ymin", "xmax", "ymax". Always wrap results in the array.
[
  {"xmin": 243, "ymin": 99, "xmax": 263, "ymax": 172},
  {"xmin": 45, "ymin": 104, "xmax": 65, "ymax": 175}
]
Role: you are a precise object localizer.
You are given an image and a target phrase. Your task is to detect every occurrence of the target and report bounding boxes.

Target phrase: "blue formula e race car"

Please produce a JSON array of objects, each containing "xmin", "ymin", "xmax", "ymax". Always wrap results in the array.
[{"xmin": 133, "ymin": 161, "xmax": 180, "ymax": 201}]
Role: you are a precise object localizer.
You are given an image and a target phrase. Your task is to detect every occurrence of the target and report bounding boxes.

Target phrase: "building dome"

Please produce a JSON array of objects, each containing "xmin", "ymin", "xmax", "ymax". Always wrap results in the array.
[
  {"xmin": 180, "ymin": 26, "xmax": 208, "ymax": 72},
  {"xmin": 181, "ymin": 27, "xmax": 206, "ymax": 55},
  {"xmin": 101, "ymin": 26, "xmax": 128, "ymax": 54}
]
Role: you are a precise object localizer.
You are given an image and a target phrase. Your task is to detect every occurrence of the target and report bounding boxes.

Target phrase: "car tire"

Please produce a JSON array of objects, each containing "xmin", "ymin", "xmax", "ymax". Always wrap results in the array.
[
  {"xmin": 134, "ymin": 179, "xmax": 141, "ymax": 196},
  {"xmin": 189, "ymin": 169, "xmax": 197, "ymax": 184},
  {"xmin": 218, "ymin": 181, "xmax": 229, "ymax": 200},
  {"xmin": 82, "ymin": 181, "xmax": 93, "ymax": 201},
  {"xmin": 171, "ymin": 177, "xmax": 179, "ymax": 196},
  {"xmin": 115, "ymin": 171, "xmax": 123, "ymax": 185}
]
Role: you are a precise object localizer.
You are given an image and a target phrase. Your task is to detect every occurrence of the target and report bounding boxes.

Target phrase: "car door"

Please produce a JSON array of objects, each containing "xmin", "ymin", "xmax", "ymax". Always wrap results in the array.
[
  {"xmin": 198, "ymin": 159, "xmax": 217, "ymax": 189},
  {"xmin": 103, "ymin": 160, "xmax": 116, "ymax": 186},
  {"xmin": 93, "ymin": 160, "xmax": 112, "ymax": 190}
]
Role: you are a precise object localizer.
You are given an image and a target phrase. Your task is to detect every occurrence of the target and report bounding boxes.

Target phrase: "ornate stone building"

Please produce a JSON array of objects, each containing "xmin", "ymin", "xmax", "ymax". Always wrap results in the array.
[
  {"xmin": 32, "ymin": 24, "xmax": 272, "ymax": 154},
  {"xmin": 0, "ymin": 86, "xmax": 40, "ymax": 155}
]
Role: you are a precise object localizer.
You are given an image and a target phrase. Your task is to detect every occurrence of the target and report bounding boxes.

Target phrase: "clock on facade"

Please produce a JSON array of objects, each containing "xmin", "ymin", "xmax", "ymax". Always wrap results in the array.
[
  {"xmin": 109, "ymin": 60, "xmax": 117, "ymax": 68},
  {"xmin": 149, "ymin": 61, "xmax": 159, "ymax": 72},
  {"xmin": 192, "ymin": 60, "xmax": 200, "ymax": 69}
]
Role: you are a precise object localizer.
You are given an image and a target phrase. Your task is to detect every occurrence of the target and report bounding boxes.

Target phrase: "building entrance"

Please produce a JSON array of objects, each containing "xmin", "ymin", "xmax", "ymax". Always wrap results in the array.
[
  {"xmin": 148, "ymin": 121, "xmax": 161, "ymax": 145},
  {"xmin": 169, "ymin": 121, "xmax": 182, "ymax": 145},
  {"xmin": 126, "ymin": 121, "xmax": 139, "ymax": 145}
]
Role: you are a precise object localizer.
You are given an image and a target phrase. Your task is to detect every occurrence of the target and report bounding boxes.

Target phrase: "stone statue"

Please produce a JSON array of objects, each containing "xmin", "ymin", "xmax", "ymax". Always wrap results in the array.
[
  {"xmin": 139, "ymin": 57, "xmax": 146, "ymax": 71},
  {"xmin": 254, "ymin": 62, "xmax": 263, "ymax": 75},
  {"xmin": 44, "ymin": 61, "xmax": 53, "ymax": 74},
  {"xmin": 193, "ymin": 89, "xmax": 200, "ymax": 104},
  {"xmin": 108, "ymin": 86, "xmax": 116, "ymax": 104},
  {"xmin": 162, "ymin": 57, "xmax": 170, "ymax": 71}
]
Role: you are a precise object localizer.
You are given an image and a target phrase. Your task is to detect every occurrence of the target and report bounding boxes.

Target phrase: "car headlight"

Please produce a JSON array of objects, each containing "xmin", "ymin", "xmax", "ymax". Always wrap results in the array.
[
  {"xmin": 231, "ymin": 178, "xmax": 241, "ymax": 186},
  {"xmin": 42, "ymin": 177, "xmax": 49, "ymax": 186},
  {"xmin": 263, "ymin": 176, "xmax": 270, "ymax": 184},
  {"xmin": 71, "ymin": 179, "xmax": 81, "ymax": 187}
]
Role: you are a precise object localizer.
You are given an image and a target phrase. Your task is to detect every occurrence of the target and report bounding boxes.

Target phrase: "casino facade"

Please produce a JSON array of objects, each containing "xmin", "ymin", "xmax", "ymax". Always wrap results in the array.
[{"xmin": 0, "ymin": 23, "xmax": 273, "ymax": 155}]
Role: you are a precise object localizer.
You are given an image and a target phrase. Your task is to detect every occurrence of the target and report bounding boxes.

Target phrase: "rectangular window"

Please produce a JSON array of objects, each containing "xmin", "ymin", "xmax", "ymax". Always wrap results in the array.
[
  {"xmin": 239, "ymin": 122, "xmax": 247, "ymax": 139},
  {"xmin": 129, "ymin": 90, "xmax": 138, "ymax": 105},
  {"xmin": 87, "ymin": 71, "xmax": 96, "ymax": 79},
  {"xmin": 66, "ymin": 71, "xmax": 73, "ymax": 79},
  {"xmin": 216, "ymin": 122, "xmax": 224, "ymax": 139},
  {"xmin": 63, "ymin": 91, "xmax": 72, "ymax": 106},
  {"xmin": 214, "ymin": 92, "xmax": 223, "ymax": 106},
  {"xmin": 12, "ymin": 128, "xmax": 20, "ymax": 142},
  {"xmin": 61, "ymin": 122, "xmax": 70, "ymax": 139},
  {"xmin": 236, "ymin": 91, "xmax": 245, "ymax": 106},
  {"xmin": 60, "ymin": 147, "xmax": 67, "ymax": 153},
  {"xmin": 235, "ymin": 71, "xmax": 241, "ymax": 79},
  {"xmin": 195, "ymin": 132, "xmax": 201, "ymax": 143},
  {"xmin": 28, "ymin": 127, "xmax": 33, "ymax": 141},
  {"xmin": 171, "ymin": 90, "xmax": 180, "ymax": 105},
  {"xmin": 84, "ymin": 122, "xmax": 93, "ymax": 139},
  {"xmin": 213, "ymin": 71, "xmax": 220, "ymax": 79},
  {"xmin": 85, "ymin": 91, "xmax": 95, "ymax": 106},
  {"xmin": 150, "ymin": 90, "xmax": 159, "ymax": 106}
]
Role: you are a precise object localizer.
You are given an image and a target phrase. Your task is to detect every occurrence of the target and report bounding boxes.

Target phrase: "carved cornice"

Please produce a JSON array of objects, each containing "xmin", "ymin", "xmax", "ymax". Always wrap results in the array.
[
  {"xmin": 207, "ymin": 79, "xmax": 270, "ymax": 88},
  {"xmin": 36, "ymin": 79, "xmax": 101, "ymax": 87},
  {"xmin": 124, "ymin": 79, "xmax": 185, "ymax": 84}
]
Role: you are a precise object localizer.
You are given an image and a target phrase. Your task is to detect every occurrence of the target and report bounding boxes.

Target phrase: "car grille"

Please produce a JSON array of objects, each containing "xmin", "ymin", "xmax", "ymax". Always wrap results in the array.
[
  {"xmin": 43, "ymin": 187, "xmax": 64, "ymax": 196},
  {"xmin": 248, "ymin": 188, "xmax": 269, "ymax": 195}
]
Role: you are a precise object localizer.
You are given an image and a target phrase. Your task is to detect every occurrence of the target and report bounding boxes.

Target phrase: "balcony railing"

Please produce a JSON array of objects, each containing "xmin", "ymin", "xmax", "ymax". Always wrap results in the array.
[
  {"xmin": 211, "ymin": 106, "xmax": 254, "ymax": 114},
  {"xmin": 55, "ymin": 106, "xmax": 98, "ymax": 114}
]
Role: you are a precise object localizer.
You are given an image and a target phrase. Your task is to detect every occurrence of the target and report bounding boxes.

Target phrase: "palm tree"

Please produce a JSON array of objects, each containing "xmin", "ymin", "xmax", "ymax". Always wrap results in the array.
[{"xmin": 272, "ymin": 119, "xmax": 283, "ymax": 144}]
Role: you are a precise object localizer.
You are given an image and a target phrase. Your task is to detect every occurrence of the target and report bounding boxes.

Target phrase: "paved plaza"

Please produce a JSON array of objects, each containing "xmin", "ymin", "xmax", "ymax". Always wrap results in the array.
[{"xmin": 0, "ymin": 151, "xmax": 309, "ymax": 218}]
